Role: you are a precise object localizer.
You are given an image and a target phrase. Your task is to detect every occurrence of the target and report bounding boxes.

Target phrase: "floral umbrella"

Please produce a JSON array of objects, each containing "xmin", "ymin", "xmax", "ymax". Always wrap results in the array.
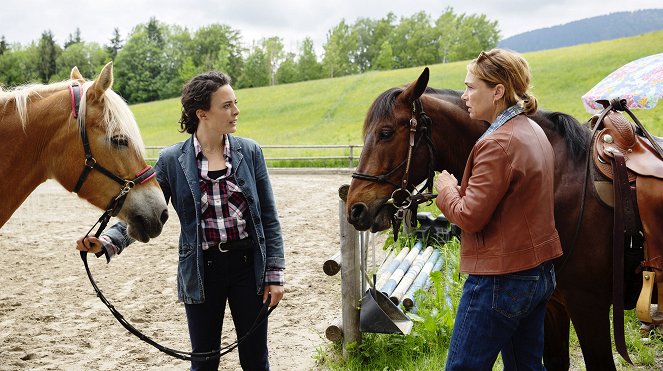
[{"xmin": 581, "ymin": 53, "xmax": 663, "ymax": 113}]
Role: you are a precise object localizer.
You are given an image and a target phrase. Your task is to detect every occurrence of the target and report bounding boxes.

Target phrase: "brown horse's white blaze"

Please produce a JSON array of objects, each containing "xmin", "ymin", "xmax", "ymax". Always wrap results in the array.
[{"xmin": 0, "ymin": 62, "xmax": 167, "ymax": 242}]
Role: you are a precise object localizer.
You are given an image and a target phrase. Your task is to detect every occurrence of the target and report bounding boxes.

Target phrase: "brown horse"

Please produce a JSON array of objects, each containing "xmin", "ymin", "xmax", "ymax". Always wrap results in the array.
[
  {"xmin": 0, "ymin": 62, "xmax": 167, "ymax": 242},
  {"xmin": 346, "ymin": 67, "xmax": 658, "ymax": 370}
]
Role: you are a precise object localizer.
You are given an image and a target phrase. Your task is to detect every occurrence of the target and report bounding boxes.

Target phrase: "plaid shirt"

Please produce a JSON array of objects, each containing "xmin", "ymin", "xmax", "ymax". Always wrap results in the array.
[
  {"xmin": 194, "ymin": 135, "xmax": 284, "ymax": 286},
  {"xmin": 195, "ymin": 135, "xmax": 249, "ymax": 249},
  {"xmin": 478, "ymin": 104, "xmax": 524, "ymax": 141}
]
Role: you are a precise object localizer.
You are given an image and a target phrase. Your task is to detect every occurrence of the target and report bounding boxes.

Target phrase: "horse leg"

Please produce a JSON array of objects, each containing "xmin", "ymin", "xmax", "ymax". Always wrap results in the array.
[
  {"xmin": 544, "ymin": 293, "xmax": 570, "ymax": 370},
  {"xmin": 566, "ymin": 291, "xmax": 616, "ymax": 371}
]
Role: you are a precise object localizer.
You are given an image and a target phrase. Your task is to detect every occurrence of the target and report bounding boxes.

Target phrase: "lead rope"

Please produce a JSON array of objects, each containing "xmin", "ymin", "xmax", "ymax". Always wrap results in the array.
[{"xmin": 80, "ymin": 249, "xmax": 275, "ymax": 361}]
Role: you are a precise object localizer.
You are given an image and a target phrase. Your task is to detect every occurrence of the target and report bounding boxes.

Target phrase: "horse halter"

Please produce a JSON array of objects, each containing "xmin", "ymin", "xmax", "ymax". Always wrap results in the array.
[
  {"xmin": 352, "ymin": 98, "xmax": 438, "ymax": 217},
  {"xmin": 69, "ymin": 83, "xmax": 155, "ymax": 239}
]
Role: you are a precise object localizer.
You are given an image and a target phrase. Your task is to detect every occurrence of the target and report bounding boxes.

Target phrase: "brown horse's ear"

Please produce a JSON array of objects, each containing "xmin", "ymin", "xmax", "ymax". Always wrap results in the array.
[
  {"xmin": 89, "ymin": 62, "xmax": 114, "ymax": 101},
  {"xmin": 400, "ymin": 67, "xmax": 429, "ymax": 104},
  {"xmin": 70, "ymin": 66, "xmax": 84, "ymax": 81}
]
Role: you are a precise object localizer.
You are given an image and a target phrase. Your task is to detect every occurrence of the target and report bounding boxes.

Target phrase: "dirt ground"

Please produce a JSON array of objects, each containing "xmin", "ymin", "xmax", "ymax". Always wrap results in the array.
[{"xmin": 0, "ymin": 172, "xmax": 356, "ymax": 371}]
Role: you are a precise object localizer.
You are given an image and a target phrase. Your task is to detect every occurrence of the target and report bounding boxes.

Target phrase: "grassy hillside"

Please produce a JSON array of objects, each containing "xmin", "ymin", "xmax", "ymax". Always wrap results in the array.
[{"xmin": 132, "ymin": 30, "xmax": 663, "ymax": 148}]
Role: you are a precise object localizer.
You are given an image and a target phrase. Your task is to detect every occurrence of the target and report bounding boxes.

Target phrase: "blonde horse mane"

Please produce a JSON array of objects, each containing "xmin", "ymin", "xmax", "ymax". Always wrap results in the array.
[{"xmin": 0, "ymin": 80, "xmax": 145, "ymax": 156}]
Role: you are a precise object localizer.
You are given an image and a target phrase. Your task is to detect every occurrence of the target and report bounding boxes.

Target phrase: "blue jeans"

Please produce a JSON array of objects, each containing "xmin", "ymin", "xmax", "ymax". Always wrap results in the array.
[
  {"xmin": 185, "ymin": 249, "xmax": 269, "ymax": 371},
  {"xmin": 445, "ymin": 261, "xmax": 556, "ymax": 370}
]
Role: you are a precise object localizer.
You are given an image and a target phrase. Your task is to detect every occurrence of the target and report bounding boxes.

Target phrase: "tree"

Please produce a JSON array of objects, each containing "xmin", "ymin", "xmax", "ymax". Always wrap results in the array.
[
  {"xmin": 106, "ymin": 28, "xmax": 123, "ymax": 61},
  {"xmin": 446, "ymin": 13, "xmax": 500, "ymax": 61},
  {"xmin": 369, "ymin": 13, "xmax": 396, "ymax": 69},
  {"xmin": 0, "ymin": 36, "xmax": 7, "ymax": 56},
  {"xmin": 388, "ymin": 12, "xmax": 437, "ymax": 68},
  {"xmin": 262, "ymin": 36, "xmax": 284, "ymax": 86},
  {"xmin": 431, "ymin": 9, "xmax": 500, "ymax": 63},
  {"xmin": 191, "ymin": 24, "xmax": 244, "ymax": 79},
  {"xmin": 53, "ymin": 42, "xmax": 110, "ymax": 81},
  {"xmin": 114, "ymin": 19, "xmax": 169, "ymax": 102},
  {"xmin": 64, "ymin": 28, "xmax": 82, "ymax": 48},
  {"xmin": 0, "ymin": 45, "xmax": 40, "ymax": 86},
  {"xmin": 297, "ymin": 37, "xmax": 322, "ymax": 81},
  {"xmin": 352, "ymin": 17, "xmax": 377, "ymax": 72},
  {"xmin": 374, "ymin": 41, "xmax": 394, "ymax": 70},
  {"xmin": 322, "ymin": 20, "xmax": 358, "ymax": 78},
  {"xmin": 37, "ymin": 30, "xmax": 60, "ymax": 83},
  {"xmin": 276, "ymin": 52, "xmax": 299, "ymax": 84},
  {"xmin": 237, "ymin": 45, "xmax": 269, "ymax": 88}
]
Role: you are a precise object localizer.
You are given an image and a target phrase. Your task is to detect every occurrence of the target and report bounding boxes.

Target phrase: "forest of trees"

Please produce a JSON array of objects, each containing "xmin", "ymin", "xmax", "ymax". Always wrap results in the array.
[{"xmin": 0, "ymin": 8, "xmax": 500, "ymax": 104}]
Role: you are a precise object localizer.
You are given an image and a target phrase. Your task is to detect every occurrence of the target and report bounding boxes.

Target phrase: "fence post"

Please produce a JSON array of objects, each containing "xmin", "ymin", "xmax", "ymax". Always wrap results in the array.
[
  {"xmin": 338, "ymin": 184, "xmax": 361, "ymax": 358},
  {"xmin": 349, "ymin": 145, "xmax": 355, "ymax": 168}
]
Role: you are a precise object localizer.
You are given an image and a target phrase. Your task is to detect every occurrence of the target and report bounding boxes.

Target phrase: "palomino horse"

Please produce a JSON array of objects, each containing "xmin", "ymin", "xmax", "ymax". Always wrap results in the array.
[
  {"xmin": 347, "ymin": 68, "xmax": 661, "ymax": 370},
  {"xmin": 0, "ymin": 62, "xmax": 167, "ymax": 242}
]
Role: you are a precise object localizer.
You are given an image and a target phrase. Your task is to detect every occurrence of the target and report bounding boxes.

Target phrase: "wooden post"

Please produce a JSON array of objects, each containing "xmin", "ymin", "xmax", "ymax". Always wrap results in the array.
[{"xmin": 338, "ymin": 184, "xmax": 361, "ymax": 357}]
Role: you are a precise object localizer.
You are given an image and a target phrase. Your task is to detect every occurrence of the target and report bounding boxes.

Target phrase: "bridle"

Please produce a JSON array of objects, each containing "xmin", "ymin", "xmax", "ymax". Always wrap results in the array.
[
  {"xmin": 352, "ymin": 98, "xmax": 437, "ymax": 237},
  {"xmin": 69, "ymin": 82, "xmax": 156, "ymax": 240},
  {"xmin": 70, "ymin": 82, "xmax": 274, "ymax": 361}
]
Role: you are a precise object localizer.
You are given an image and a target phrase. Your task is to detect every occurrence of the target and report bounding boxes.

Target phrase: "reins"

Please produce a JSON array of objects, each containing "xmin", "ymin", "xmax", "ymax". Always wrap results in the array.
[{"xmin": 72, "ymin": 82, "xmax": 275, "ymax": 361}]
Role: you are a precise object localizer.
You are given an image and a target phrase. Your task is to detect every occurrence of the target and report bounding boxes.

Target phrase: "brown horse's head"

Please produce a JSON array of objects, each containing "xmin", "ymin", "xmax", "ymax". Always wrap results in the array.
[
  {"xmin": 347, "ymin": 68, "xmax": 435, "ymax": 231},
  {"xmin": 347, "ymin": 68, "xmax": 485, "ymax": 232}
]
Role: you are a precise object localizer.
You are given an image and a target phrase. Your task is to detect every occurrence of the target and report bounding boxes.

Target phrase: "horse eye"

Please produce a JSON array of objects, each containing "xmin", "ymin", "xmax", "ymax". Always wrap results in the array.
[
  {"xmin": 110, "ymin": 135, "xmax": 129, "ymax": 147},
  {"xmin": 378, "ymin": 130, "xmax": 394, "ymax": 141}
]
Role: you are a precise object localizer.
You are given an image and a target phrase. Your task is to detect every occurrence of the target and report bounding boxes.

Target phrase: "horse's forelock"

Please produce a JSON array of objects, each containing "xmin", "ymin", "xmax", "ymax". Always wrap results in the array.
[
  {"xmin": 363, "ymin": 88, "xmax": 402, "ymax": 138},
  {"xmin": 79, "ymin": 81, "xmax": 145, "ymax": 157}
]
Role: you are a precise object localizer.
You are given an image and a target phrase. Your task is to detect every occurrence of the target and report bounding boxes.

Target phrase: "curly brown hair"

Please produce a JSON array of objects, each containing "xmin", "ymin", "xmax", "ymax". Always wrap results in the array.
[{"xmin": 178, "ymin": 71, "xmax": 232, "ymax": 134}]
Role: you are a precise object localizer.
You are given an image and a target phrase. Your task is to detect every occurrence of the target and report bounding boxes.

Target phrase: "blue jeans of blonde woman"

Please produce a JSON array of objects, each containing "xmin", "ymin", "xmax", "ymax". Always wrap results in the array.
[{"xmin": 445, "ymin": 261, "xmax": 556, "ymax": 370}]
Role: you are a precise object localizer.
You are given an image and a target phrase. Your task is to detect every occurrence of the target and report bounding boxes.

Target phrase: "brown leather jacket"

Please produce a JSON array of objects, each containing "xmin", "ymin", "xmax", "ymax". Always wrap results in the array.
[{"xmin": 437, "ymin": 114, "xmax": 562, "ymax": 274}]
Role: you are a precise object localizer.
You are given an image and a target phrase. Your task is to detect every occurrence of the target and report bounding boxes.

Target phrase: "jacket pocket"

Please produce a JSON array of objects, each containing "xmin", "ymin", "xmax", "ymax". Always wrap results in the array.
[{"xmin": 492, "ymin": 273, "xmax": 539, "ymax": 318}]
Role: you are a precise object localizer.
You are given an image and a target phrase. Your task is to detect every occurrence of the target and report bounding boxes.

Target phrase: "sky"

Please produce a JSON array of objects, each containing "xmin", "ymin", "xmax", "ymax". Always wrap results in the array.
[{"xmin": 1, "ymin": 0, "xmax": 661, "ymax": 54}]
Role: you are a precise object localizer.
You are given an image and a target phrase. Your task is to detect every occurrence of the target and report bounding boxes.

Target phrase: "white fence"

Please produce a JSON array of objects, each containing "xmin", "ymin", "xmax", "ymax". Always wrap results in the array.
[{"xmin": 145, "ymin": 144, "xmax": 363, "ymax": 168}]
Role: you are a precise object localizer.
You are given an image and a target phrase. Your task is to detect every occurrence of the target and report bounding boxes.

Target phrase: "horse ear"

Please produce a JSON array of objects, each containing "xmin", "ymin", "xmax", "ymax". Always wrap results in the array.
[
  {"xmin": 70, "ymin": 66, "xmax": 84, "ymax": 81},
  {"xmin": 90, "ymin": 62, "xmax": 114, "ymax": 100},
  {"xmin": 400, "ymin": 67, "xmax": 429, "ymax": 104}
]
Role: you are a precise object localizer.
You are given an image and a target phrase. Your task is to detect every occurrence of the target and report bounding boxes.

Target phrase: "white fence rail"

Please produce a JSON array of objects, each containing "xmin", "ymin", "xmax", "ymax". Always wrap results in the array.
[{"xmin": 145, "ymin": 144, "xmax": 363, "ymax": 168}]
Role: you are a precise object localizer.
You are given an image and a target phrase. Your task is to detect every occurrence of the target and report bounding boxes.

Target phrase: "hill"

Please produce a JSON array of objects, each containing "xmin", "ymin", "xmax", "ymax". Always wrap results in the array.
[
  {"xmin": 499, "ymin": 9, "xmax": 663, "ymax": 52},
  {"xmin": 132, "ymin": 30, "xmax": 663, "ymax": 150}
]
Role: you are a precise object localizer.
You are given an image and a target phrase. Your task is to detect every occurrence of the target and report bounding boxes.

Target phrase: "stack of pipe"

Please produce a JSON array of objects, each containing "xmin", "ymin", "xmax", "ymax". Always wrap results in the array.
[
  {"xmin": 402, "ymin": 252, "xmax": 445, "ymax": 311},
  {"xmin": 324, "ymin": 239, "xmax": 449, "ymax": 341}
]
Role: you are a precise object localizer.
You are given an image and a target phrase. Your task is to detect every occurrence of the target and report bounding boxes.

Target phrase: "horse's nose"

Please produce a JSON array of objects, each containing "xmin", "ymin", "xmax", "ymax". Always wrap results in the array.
[
  {"xmin": 160, "ymin": 209, "xmax": 169, "ymax": 225},
  {"xmin": 349, "ymin": 202, "xmax": 368, "ymax": 225}
]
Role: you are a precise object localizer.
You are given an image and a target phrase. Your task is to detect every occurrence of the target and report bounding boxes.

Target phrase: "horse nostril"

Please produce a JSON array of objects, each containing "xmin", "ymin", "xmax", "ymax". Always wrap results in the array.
[
  {"xmin": 350, "ymin": 203, "xmax": 367, "ymax": 222},
  {"xmin": 160, "ymin": 209, "xmax": 169, "ymax": 224}
]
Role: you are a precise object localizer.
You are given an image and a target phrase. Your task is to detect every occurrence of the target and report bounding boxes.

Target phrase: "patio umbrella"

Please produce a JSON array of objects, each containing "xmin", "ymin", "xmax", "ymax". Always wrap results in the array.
[{"xmin": 582, "ymin": 53, "xmax": 663, "ymax": 114}]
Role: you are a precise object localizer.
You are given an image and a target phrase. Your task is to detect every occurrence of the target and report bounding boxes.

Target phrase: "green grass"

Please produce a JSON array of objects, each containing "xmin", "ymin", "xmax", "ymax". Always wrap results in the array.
[
  {"xmin": 131, "ymin": 30, "xmax": 663, "ymax": 153},
  {"xmin": 316, "ymin": 203, "xmax": 663, "ymax": 370}
]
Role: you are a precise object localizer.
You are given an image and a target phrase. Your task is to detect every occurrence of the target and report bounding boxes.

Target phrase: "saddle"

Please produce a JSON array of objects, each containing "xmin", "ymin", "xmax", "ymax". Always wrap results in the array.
[{"xmin": 590, "ymin": 98, "xmax": 663, "ymax": 326}]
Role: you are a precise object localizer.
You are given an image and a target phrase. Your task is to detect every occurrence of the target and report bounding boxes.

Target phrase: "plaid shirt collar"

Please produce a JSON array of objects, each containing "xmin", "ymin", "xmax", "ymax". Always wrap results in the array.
[
  {"xmin": 478, "ymin": 104, "xmax": 524, "ymax": 141},
  {"xmin": 193, "ymin": 134, "xmax": 233, "ymax": 177}
]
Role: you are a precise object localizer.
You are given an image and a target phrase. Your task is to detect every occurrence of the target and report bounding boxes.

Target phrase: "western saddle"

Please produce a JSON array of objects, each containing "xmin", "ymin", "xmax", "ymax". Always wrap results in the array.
[{"xmin": 590, "ymin": 98, "xmax": 663, "ymax": 328}]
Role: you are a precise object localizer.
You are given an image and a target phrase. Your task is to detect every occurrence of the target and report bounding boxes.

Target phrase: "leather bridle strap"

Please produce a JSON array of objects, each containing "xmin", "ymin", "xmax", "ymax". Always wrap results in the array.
[{"xmin": 351, "ymin": 98, "xmax": 437, "ymax": 204}]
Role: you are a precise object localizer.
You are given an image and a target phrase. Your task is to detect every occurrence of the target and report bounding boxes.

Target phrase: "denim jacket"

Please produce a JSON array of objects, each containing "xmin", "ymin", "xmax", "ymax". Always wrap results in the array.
[{"xmin": 104, "ymin": 134, "xmax": 285, "ymax": 304}]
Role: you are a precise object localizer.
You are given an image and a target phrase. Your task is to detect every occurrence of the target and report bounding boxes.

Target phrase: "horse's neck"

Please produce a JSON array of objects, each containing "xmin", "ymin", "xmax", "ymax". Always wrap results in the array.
[
  {"xmin": 424, "ymin": 96, "xmax": 485, "ymax": 178},
  {"xmin": 0, "ymin": 93, "xmax": 71, "ymax": 227}
]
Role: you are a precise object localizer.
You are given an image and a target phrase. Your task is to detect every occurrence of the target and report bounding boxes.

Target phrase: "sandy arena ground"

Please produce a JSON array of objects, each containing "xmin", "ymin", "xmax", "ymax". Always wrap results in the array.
[{"xmin": 0, "ymin": 172, "xmax": 360, "ymax": 371}]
